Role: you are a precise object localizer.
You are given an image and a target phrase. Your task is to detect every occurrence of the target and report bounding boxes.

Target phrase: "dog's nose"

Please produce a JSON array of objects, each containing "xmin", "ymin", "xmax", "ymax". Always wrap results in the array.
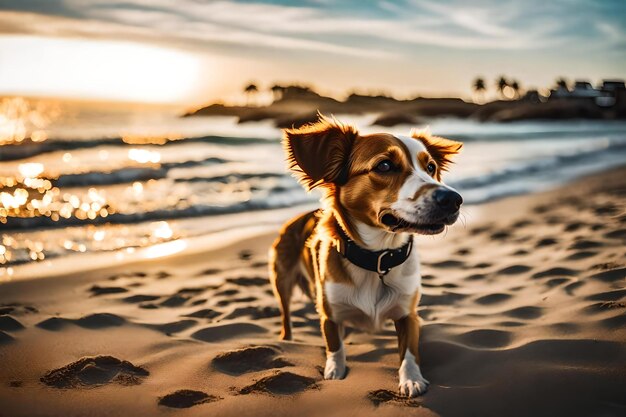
[{"xmin": 433, "ymin": 188, "xmax": 463, "ymax": 210}]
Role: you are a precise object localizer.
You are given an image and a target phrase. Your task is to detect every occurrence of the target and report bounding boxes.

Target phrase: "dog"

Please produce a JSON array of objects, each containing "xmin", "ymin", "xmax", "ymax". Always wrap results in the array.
[{"xmin": 269, "ymin": 115, "xmax": 462, "ymax": 397}]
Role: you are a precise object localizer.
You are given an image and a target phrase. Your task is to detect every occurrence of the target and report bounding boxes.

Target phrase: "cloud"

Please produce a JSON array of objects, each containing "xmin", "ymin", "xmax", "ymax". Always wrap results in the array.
[{"xmin": 0, "ymin": 0, "xmax": 624, "ymax": 57}]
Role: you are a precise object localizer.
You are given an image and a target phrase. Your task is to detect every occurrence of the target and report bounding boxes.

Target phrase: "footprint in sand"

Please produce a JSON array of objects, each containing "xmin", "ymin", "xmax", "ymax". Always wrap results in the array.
[
  {"xmin": 238, "ymin": 250, "xmax": 253, "ymax": 261},
  {"xmin": 158, "ymin": 390, "xmax": 220, "ymax": 408},
  {"xmin": 216, "ymin": 296, "xmax": 257, "ymax": 307},
  {"xmin": 569, "ymin": 239, "xmax": 604, "ymax": 250},
  {"xmin": 605, "ymin": 228, "xmax": 626, "ymax": 239},
  {"xmin": 197, "ymin": 268, "xmax": 222, "ymax": 276},
  {"xmin": 565, "ymin": 250, "xmax": 597, "ymax": 260},
  {"xmin": 191, "ymin": 322, "xmax": 267, "ymax": 342},
  {"xmin": 455, "ymin": 247, "xmax": 472, "ymax": 256},
  {"xmin": 160, "ymin": 294, "xmax": 192, "ymax": 307},
  {"xmin": 589, "ymin": 268, "xmax": 626, "ymax": 283},
  {"xmin": 490, "ymin": 231, "xmax": 511, "ymax": 240},
  {"xmin": 212, "ymin": 346, "xmax": 293, "ymax": 375},
  {"xmin": 592, "ymin": 262, "xmax": 625, "ymax": 271},
  {"xmin": 497, "ymin": 265, "xmax": 532, "ymax": 275},
  {"xmin": 183, "ymin": 308, "xmax": 222, "ymax": 320},
  {"xmin": 455, "ymin": 329, "xmax": 512, "ymax": 348},
  {"xmin": 428, "ymin": 259, "xmax": 465, "ymax": 269},
  {"xmin": 420, "ymin": 292, "xmax": 468, "ymax": 306},
  {"xmin": 0, "ymin": 331, "xmax": 14, "ymax": 343},
  {"xmin": 535, "ymin": 238, "xmax": 558, "ymax": 248},
  {"xmin": 238, "ymin": 371, "xmax": 317, "ymax": 395},
  {"xmin": 564, "ymin": 221, "xmax": 584, "ymax": 232},
  {"xmin": 544, "ymin": 277, "xmax": 571, "ymax": 288},
  {"xmin": 0, "ymin": 315, "xmax": 25, "ymax": 332},
  {"xmin": 88, "ymin": 285, "xmax": 128, "ymax": 296},
  {"xmin": 107, "ymin": 271, "xmax": 147, "ymax": 281},
  {"xmin": 583, "ymin": 301, "xmax": 626, "ymax": 315},
  {"xmin": 226, "ymin": 276, "xmax": 269, "ymax": 286},
  {"xmin": 367, "ymin": 389, "xmax": 421, "ymax": 408},
  {"xmin": 503, "ymin": 306, "xmax": 544, "ymax": 320},
  {"xmin": 221, "ymin": 306, "xmax": 280, "ymax": 320},
  {"xmin": 215, "ymin": 288, "xmax": 239, "ymax": 297},
  {"xmin": 585, "ymin": 289, "xmax": 626, "ymax": 302},
  {"xmin": 121, "ymin": 294, "xmax": 160, "ymax": 304},
  {"xmin": 0, "ymin": 304, "xmax": 38, "ymax": 315},
  {"xmin": 40, "ymin": 355, "xmax": 148, "ymax": 388},
  {"xmin": 464, "ymin": 273, "xmax": 487, "ymax": 281},
  {"xmin": 36, "ymin": 313, "xmax": 126, "ymax": 331},
  {"xmin": 474, "ymin": 293, "xmax": 512, "ymax": 305},
  {"xmin": 532, "ymin": 267, "xmax": 578, "ymax": 279},
  {"xmin": 145, "ymin": 319, "xmax": 198, "ymax": 335}
]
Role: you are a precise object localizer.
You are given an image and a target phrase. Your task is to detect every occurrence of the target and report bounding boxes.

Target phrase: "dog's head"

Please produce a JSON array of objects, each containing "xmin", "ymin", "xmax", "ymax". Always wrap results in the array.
[{"xmin": 284, "ymin": 115, "xmax": 463, "ymax": 236}]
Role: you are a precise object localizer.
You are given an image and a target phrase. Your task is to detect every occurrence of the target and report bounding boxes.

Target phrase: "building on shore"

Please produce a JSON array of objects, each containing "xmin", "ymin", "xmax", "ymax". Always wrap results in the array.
[{"xmin": 549, "ymin": 79, "xmax": 625, "ymax": 107}]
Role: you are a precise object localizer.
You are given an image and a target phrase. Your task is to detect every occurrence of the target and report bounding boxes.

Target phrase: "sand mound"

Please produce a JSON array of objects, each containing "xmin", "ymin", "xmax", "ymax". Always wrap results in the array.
[
  {"xmin": 191, "ymin": 323, "xmax": 268, "ymax": 342},
  {"xmin": 0, "ymin": 316, "xmax": 25, "ymax": 332},
  {"xmin": 367, "ymin": 389, "xmax": 422, "ymax": 407},
  {"xmin": 40, "ymin": 356, "xmax": 148, "ymax": 388},
  {"xmin": 158, "ymin": 390, "xmax": 219, "ymax": 408},
  {"xmin": 183, "ymin": 308, "xmax": 222, "ymax": 319},
  {"xmin": 212, "ymin": 346, "xmax": 292, "ymax": 375},
  {"xmin": 238, "ymin": 371, "xmax": 317, "ymax": 395},
  {"xmin": 36, "ymin": 313, "xmax": 126, "ymax": 331},
  {"xmin": 0, "ymin": 330, "xmax": 14, "ymax": 344}
]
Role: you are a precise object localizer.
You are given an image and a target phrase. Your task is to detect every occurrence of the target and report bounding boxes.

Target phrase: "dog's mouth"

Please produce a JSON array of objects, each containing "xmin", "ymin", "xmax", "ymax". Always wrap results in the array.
[{"xmin": 380, "ymin": 213, "xmax": 446, "ymax": 235}]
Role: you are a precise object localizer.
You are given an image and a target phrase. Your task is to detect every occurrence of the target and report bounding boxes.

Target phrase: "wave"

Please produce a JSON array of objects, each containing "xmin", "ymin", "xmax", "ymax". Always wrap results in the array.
[
  {"xmin": 175, "ymin": 172, "xmax": 284, "ymax": 184},
  {"xmin": 51, "ymin": 157, "xmax": 228, "ymax": 187},
  {"xmin": 0, "ymin": 135, "xmax": 276, "ymax": 162},
  {"xmin": 2, "ymin": 185, "xmax": 312, "ymax": 230},
  {"xmin": 450, "ymin": 140, "xmax": 626, "ymax": 191}
]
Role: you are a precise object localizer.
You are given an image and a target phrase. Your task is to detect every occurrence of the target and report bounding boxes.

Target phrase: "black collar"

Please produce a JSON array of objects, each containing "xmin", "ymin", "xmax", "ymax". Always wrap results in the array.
[{"xmin": 335, "ymin": 226, "xmax": 413, "ymax": 279}]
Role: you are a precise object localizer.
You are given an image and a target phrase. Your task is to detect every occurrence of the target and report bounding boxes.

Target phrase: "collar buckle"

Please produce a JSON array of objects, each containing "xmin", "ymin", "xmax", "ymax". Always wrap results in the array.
[{"xmin": 376, "ymin": 250, "xmax": 392, "ymax": 276}]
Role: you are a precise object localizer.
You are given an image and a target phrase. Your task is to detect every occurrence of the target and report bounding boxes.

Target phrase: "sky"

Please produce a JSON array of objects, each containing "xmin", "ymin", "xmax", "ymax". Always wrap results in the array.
[{"xmin": 0, "ymin": 0, "xmax": 625, "ymax": 105}]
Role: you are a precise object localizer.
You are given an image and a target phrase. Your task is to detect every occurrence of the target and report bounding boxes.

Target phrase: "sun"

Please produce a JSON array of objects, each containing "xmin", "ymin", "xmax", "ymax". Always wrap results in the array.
[{"xmin": 0, "ymin": 35, "xmax": 203, "ymax": 104}]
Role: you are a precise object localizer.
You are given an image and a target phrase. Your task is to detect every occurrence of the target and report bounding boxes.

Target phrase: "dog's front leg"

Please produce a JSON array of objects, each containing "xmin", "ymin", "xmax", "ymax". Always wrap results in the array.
[
  {"xmin": 394, "ymin": 314, "xmax": 429, "ymax": 397},
  {"xmin": 321, "ymin": 315, "xmax": 346, "ymax": 379}
]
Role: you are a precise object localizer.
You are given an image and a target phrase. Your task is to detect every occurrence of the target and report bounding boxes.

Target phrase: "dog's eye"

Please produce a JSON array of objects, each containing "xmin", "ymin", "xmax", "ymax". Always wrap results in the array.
[
  {"xmin": 374, "ymin": 160, "xmax": 394, "ymax": 173},
  {"xmin": 427, "ymin": 162, "xmax": 436, "ymax": 175}
]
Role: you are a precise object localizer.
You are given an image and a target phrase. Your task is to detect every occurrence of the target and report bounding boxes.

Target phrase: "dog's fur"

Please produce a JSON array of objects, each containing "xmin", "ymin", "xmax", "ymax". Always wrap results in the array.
[{"xmin": 269, "ymin": 115, "xmax": 462, "ymax": 397}]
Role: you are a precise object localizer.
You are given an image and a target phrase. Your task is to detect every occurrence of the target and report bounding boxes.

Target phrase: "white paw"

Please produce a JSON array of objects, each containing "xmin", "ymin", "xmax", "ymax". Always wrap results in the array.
[
  {"xmin": 398, "ymin": 349, "xmax": 429, "ymax": 397},
  {"xmin": 399, "ymin": 376, "xmax": 429, "ymax": 397},
  {"xmin": 324, "ymin": 344, "xmax": 346, "ymax": 380}
]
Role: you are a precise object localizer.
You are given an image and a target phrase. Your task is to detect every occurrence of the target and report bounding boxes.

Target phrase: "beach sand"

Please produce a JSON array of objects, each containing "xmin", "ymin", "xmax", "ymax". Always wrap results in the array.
[{"xmin": 0, "ymin": 168, "xmax": 625, "ymax": 417}]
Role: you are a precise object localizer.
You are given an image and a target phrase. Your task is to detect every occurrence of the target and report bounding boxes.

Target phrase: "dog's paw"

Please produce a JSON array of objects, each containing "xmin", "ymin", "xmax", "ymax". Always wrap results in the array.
[
  {"xmin": 324, "ymin": 346, "xmax": 346, "ymax": 380},
  {"xmin": 399, "ymin": 376, "xmax": 429, "ymax": 397},
  {"xmin": 398, "ymin": 349, "xmax": 429, "ymax": 397}
]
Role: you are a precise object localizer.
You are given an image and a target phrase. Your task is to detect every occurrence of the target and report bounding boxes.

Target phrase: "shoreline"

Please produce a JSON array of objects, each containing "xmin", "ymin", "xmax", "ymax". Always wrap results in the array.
[{"xmin": 4, "ymin": 164, "xmax": 625, "ymax": 282}]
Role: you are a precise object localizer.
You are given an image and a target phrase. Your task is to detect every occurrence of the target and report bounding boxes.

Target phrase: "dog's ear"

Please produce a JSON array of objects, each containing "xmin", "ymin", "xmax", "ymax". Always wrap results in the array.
[
  {"xmin": 412, "ymin": 130, "xmax": 462, "ymax": 180},
  {"xmin": 283, "ymin": 115, "xmax": 358, "ymax": 190}
]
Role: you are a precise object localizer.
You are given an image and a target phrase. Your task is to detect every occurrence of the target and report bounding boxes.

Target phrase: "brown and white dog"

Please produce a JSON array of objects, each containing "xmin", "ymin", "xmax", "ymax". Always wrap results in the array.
[{"xmin": 269, "ymin": 115, "xmax": 462, "ymax": 397}]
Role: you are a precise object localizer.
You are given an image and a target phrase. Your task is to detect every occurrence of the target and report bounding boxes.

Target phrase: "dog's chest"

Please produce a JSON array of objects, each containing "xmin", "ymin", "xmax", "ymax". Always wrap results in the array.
[{"xmin": 324, "ymin": 256, "xmax": 420, "ymax": 331}]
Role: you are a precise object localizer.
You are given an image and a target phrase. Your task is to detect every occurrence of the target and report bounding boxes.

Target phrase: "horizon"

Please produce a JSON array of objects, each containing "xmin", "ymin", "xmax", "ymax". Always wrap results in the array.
[{"xmin": 1, "ymin": 0, "xmax": 625, "ymax": 106}]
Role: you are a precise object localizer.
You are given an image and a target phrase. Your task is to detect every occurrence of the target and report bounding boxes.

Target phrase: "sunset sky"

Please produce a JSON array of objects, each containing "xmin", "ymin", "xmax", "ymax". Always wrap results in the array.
[{"xmin": 0, "ymin": 0, "xmax": 624, "ymax": 105}]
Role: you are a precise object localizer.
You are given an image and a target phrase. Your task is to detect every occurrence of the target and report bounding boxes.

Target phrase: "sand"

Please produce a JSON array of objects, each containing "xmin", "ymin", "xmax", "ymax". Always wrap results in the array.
[{"xmin": 0, "ymin": 168, "xmax": 625, "ymax": 417}]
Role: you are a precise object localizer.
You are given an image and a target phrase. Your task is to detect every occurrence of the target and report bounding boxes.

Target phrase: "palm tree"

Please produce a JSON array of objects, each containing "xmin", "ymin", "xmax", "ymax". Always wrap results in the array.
[
  {"xmin": 472, "ymin": 77, "xmax": 486, "ymax": 103},
  {"xmin": 496, "ymin": 76, "xmax": 508, "ymax": 99},
  {"xmin": 270, "ymin": 85, "xmax": 284, "ymax": 102},
  {"xmin": 555, "ymin": 77, "xmax": 569, "ymax": 91},
  {"xmin": 244, "ymin": 83, "xmax": 258, "ymax": 106},
  {"xmin": 510, "ymin": 80, "xmax": 521, "ymax": 99}
]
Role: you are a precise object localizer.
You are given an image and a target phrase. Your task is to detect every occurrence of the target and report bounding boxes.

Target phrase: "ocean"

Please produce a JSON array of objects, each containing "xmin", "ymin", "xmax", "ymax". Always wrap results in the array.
[{"xmin": 1, "ymin": 106, "xmax": 626, "ymax": 279}]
